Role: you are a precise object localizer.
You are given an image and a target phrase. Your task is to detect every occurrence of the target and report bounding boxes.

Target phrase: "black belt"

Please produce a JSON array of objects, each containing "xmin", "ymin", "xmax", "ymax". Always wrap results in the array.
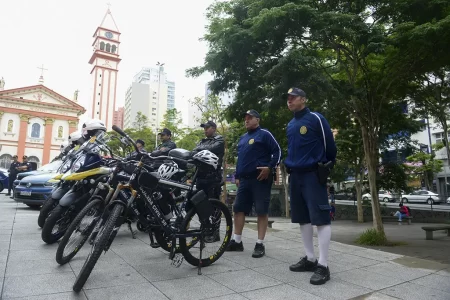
[{"xmin": 289, "ymin": 166, "xmax": 318, "ymax": 173}]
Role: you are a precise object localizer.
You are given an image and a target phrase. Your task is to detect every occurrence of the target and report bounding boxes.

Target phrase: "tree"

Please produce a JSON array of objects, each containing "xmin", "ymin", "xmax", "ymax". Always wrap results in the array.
[
  {"xmin": 176, "ymin": 128, "xmax": 205, "ymax": 150},
  {"xmin": 160, "ymin": 108, "xmax": 183, "ymax": 142},
  {"xmin": 133, "ymin": 112, "xmax": 149, "ymax": 131},
  {"xmin": 406, "ymin": 143, "xmax": 445, "ymax": 190},
  {"xmin": 377, "ymin": 163, "xmax": 411, "ymax": 194}
]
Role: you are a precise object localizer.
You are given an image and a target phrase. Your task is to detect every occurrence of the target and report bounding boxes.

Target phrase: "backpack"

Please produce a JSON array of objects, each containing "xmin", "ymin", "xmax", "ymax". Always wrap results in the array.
[{"xmin": 406, "ymin": 206, "xmax": 411, "ymax": 215}]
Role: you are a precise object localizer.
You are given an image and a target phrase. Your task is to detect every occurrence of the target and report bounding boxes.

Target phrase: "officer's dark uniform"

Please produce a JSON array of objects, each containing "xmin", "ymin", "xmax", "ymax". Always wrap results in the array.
[
  {"xmin": 7, "ymin": 157, "xmax": 21, "ymax": 195},
  {"xmin": 151, "ymin": 128, "xmax": 177, "ymax": 157},
  {"xmin": 234, "ymin": 111, "xmax": 281, "ymax": 216},
  {"xmin": 192, "ymin": 121, "xmax": 225, "ymax": 199},
  {"xmin": 127, "ymin": 139, "xmax": 147, "ymax": 161}
]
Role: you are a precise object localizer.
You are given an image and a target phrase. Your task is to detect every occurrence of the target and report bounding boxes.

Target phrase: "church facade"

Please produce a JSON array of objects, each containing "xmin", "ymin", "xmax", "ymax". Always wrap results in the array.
[{"xmin": 0, "ymin": 84, "xmax": 85, "ymax": 168}]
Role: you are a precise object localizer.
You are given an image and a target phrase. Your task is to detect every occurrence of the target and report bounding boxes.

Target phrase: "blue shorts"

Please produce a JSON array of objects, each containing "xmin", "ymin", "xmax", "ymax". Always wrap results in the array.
[
  {"xmin": 233, "ymin": 177, "xmax": 272, "ymax": 215},
  {"xmin": 290, "ymin": 171, "xmax": 331, "ymax": 226}
]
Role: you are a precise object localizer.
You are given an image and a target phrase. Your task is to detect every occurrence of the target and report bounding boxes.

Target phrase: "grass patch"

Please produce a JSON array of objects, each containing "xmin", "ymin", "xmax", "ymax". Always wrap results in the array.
[{"xmin": 355, "ymin": 228, "xmax": 407, "ymax": 246}]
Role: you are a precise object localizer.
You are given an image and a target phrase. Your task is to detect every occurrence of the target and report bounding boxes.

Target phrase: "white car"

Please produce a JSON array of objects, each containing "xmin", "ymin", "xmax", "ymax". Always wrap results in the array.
[
  {"xmin": 447, "ymin": 197, "xmax": 450, "ymax": 205},
  {"xmin": 362, "ymin": 190, "xmax": 395, "ymax": 202},
  {"xmin": 401, "ymin": 190, "xmax": 442, "ymax": 205}
]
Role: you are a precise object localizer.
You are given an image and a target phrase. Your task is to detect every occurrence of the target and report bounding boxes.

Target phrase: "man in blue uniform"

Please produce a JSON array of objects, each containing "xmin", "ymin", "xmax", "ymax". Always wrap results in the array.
[
  {"xmin": 6, "ymin": 155, "xmax": 21, "ymax": 196},
  {"xmin": 226, "ymin": 110, "xmax": 281, "ymax": 258},
  {"xmin": 284, "ymin": 87, "xmax": 337, "ymax": 285}
]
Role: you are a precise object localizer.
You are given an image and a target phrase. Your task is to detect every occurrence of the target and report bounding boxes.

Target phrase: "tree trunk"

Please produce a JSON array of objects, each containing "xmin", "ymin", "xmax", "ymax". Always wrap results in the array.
[
  {"xmin": 280, "ymin": 163, "xmax": 290, "ymax": 218},
  {"xmin": 354, "ymin": 164, "xmax": 364, "ymax": 223},
  {"xmin": 360, "ymin": 126, "xmax": 386, "ymax": 237}
]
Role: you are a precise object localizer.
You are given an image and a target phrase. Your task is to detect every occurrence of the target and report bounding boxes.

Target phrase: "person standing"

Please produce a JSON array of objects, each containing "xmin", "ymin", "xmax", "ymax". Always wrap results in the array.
[
  {"xmin": 6, "ymin": 155, "xmax": 21, "ymax": 196},
  {"xmin": 284, "ymin": 87, "xmax": 337, "ymax": 285},
  {"xmin": 17, "ymin": 156, "xmax": 33, "ymax": 173},
  {"xmin": 192, "ymin": 120, "xmax": 225, "ymax": 243},
  {"xmin": 329, "ymin": 184, "xmax": 335, "ymax": 203},
  {"xmin": 226, "ymin": 110, "xmax": 281, "ymax": 258}
]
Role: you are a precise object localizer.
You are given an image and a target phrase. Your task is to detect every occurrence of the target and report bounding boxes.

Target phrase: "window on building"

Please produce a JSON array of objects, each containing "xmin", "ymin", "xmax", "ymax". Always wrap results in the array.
[
  {"xmin": 7, "ymin": 120, "xmax": 13, "ymax": 132},
  {"xmin": 100, "ymin": 42, "xmax": 105, "ymax": 50},
  {"xmin": 112, "ymin": 45, "xmax": 117, "ymax": 53},
  {"xmin": 31, "ymin": 123, "xmax": 41, "ymax": 138},
  {"xmin": 58, "ymin": 126, "xmax": 63, "ymax": 138},
  {"xmin": 106, "ymin": 43, "xmax": 111, "ymax": 52},
  {"xmin": 152, "ymin": 108, "xmax": 156, "ymax": 111},
  {"xmin": 0, "ymin": 154, "xmax": 13, "ymax": 169},
  {"xmin": 152, "ymin": 113, "xmax": 156, "ymax": 116},
  {"xmin": 435, "ymin": 132, "xmax": 450, "ymax": 144}
]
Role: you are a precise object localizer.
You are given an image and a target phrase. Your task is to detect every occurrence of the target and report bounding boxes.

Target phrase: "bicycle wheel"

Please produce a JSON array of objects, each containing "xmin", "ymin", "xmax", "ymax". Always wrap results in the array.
[
  {"xmin": 38, "ymin": 197, "xmax": 58, "ymax": 228},
  {"xmin": 179, "ymin": 199, "xmax": 232, "ymax": 267},
  {"xmin": 41, "ymin": 205, "xmax": 71, "ymax": 244},
  {"xmin": 72, "ymin": 204, "xmax": 123, "ymax": 293},
  {"xmin": 56, "ymin": 198, "xmax": 104, "ymax": 265}
]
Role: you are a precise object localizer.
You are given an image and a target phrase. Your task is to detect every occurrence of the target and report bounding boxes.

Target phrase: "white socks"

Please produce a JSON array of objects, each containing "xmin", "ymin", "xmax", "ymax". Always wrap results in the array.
[
  {"xmin": 317, "ymin": 225, "xmax": 331, "ymax": 267},
  {"xmin": 300, "ymin": 224, "xmax": 331, "ymax": 267},
  {"xmin": 233, "ymin": 234, "xmax": 242, "ymax": 243},
  {"xmin": 257, "ymin": 239, "xmax": 264, "ymax": 244},
  {"xmin": 300, "ymin": 224, "xmax": 315, "ymax": 262}
]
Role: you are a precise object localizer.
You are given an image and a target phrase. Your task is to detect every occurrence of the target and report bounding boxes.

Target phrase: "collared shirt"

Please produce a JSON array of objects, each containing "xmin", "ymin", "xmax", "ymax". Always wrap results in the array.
[
  {"xmin": 9, "ymin": 161, "xmax": 21, "ymax": 176},
  {"xmin": 284, "ymin": 107, "xmax": 337, "ymax": 171},
  {"xmin": 235, "ymin": 126, "xmax": 281, "ymax": 179}
]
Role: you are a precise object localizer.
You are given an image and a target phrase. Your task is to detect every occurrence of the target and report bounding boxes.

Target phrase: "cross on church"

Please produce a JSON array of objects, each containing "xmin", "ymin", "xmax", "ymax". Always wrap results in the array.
[{"xmin": 37, "ymin": 64, "xmax": 48, "ymax": 76}]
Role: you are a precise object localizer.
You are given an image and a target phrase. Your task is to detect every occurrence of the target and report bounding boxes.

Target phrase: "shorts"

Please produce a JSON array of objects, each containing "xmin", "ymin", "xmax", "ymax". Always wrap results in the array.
[
  {"xmin": 290, "ymin": 170, "xmax": 331, "ymax": 226},
  {"xmin": 233, "ymin": 177, "xmax": 272, "ymax": 215}
]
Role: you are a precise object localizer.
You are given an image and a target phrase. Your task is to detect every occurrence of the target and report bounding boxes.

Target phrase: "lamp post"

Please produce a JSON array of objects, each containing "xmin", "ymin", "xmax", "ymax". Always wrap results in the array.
[{"xmin": 155, "ymin": 62, "xmax": 165, "ymax": 149}]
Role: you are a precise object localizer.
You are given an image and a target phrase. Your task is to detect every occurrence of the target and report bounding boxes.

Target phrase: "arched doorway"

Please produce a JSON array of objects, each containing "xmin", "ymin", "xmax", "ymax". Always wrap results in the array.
[
  {"xmin": 0, "ymin": 154, "xmax": 13, "ymax": 169},
  {"xmin": 27, "ymin": 156, "xmax": 40, "ymax": 169}
]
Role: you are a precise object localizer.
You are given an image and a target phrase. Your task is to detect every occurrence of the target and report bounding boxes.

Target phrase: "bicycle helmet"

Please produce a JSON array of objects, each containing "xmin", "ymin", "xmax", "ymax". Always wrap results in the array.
[
  {"xmin": 192, "ymin": 150, "xmax": 219, "ymax": 170},
  {"xmin": 158, "ymin": 162, "xmax": 179, "ymax": 179},
  {"xmin": 68, "ymin": 131, "xmax": 83, "ymax": 145},
  {"xmin": 82, "ymin": 119, "xmax": 106, "ymax": 138}
]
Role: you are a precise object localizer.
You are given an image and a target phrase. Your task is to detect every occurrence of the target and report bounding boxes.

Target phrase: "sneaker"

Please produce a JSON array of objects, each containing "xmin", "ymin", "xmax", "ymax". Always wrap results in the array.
[
  {"xmin": 310, "ymin": 264, "xmax": 330, "ymax": 285},
  {"xmin": 225, "ymin": 239, "xmax": 244, "ymax": 252},
  {"xmin": 5, "ymin": 193, "xmax": 11, "ymax": 196},
  {"xmin": 252, "ymin": 243, "xmax": 265, "ymax": 258},
  {"xmin": 289, "ymin": 256, "xmax": 318, "ymax": 272}
]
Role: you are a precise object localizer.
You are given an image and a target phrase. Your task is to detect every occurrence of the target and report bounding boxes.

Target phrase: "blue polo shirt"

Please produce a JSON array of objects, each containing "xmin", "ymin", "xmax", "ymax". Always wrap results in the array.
[
  {"xmin": 284, "ymin": 108, "xmax": 337, "ymax": 171},
  {"xmin": 235, "ymin": 127, "xmax": 281, "ymax": 179}
]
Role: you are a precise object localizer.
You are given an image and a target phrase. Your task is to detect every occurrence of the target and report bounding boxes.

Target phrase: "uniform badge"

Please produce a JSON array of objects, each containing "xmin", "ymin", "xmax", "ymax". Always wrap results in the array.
[
  {"xmin": 248, "ymin": 138, "xmax": 254, "ymax": 145},
  {"xmin": 288, "ymin": 88, "xmax": 293, "ymax": 93},
  {"xmin": 300, "ymin": 126, "xmax": 307, "ymax": 134}
]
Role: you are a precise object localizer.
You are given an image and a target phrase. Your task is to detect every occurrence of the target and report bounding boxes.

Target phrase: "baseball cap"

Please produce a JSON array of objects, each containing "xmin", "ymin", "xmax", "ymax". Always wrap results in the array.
[
  {"xmin": 283, "ymin": 87, "xmax": 307, "ymax": 98},
  {"xmin": 136, "ymin": 139, "xmax": 145, "ymax": 146},
  {"xmin": 158, "ymin": 128, "xmax": 172, "ymax": 136},
  {"xmin": 243, "ymin": 109, "xmax": 261, "ymax": 119},
  {"xmin": 200, "ymin": 121, "xmax": 217, "ymax": 128}
]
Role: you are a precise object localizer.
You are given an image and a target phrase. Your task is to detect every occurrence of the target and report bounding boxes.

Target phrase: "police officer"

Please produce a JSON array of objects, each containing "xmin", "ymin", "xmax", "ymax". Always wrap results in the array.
[
  {"xmin": 17, "ymin": 156, "xmax": 33, "ymax": 173},
  {"xmin": 151, "ymin": 128, "xmax": 177, "ymax": 156},
  {"xmin": 283, "ymin": 87, "xmax": 337, "ymax": 285},
  {"xmin": 226, "ymin": 110, "xmax": 281, "ymax": 258},
  {"xmin": 192, "ymin": 121, "xmax": 225, "ymax": 243},
  {"xmin": 6, "ymin": 155, "xmax": 21, "ymax": 196},
  {"xmin": 126, "ymin": 139, "xmax": 147, "ymax": 161}
]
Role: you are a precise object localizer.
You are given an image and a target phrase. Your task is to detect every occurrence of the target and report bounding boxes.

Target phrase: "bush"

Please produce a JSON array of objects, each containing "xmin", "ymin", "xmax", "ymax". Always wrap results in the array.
[{"xmin": 355, "ymin": 228, "xmax": 388, "ymax": 246}]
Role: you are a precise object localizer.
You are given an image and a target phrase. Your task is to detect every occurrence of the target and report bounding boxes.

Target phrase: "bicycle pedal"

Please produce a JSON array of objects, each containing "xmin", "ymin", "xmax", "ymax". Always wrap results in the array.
[{"xmin": 171, "ymin": 253, "xmax": 184, "ymax": 268}]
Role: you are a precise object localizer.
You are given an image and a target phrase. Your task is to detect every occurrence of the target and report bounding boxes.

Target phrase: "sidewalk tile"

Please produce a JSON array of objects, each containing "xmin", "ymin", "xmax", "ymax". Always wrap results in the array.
[
  {"xmin": 84, "ymin": 282, "xmax": 169, "ymax": 300},
  {"xmin": 290, "ymin": 278, "xmax": 373, "ymax": 300},
  {"xmin": 241, "ymin": 284, "xmax": 323, "ymax": 300},
  {"xmin": 334, "ymin": 269, "xmax": 406, "ymax": 290},
  {"xmin": 381, "ymin": 282, "xmax": 450, "ymax": 300},
  {"xmin": 363, "ymin": 261, "xmax": 433, "ymax": 281},
  {"xmin": 411, "ymin": 273, "xmax": 450, "ymax": 293},
  {"xmin": 207, "ymin": 269, "xmax": 282, "ymax": 293}
]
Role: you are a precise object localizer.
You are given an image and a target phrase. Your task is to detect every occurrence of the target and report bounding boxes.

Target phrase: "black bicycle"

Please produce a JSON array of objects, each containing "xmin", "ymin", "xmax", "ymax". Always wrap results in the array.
[{"xmin": 72, "ymin": 126, "xmax": 232, "ymax": 292}]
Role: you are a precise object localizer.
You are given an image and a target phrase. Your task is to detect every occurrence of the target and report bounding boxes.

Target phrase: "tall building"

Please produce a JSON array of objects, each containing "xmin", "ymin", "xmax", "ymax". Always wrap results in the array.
[
  {"xmin": 124, "ymin": 66, "xmax": 175, "ymax": 131},
  {"xmin": 0, "ymin": 75, "xmax": 85, "ymax": 168},
  {"xmin": 113, "ymin": 107, "xmax": 124, "ymax": 129},
  {"xmin": 89, "ymin": 7, "xmax": 121, "ymax": 131},
  {"xmin": 205, "ymin": 83, "xmax": 235, "ymax": 106}
]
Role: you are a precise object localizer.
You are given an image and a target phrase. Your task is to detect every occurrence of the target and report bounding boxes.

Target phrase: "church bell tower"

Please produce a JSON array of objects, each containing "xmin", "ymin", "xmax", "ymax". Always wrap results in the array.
[{"xmin": 89, "ymin": 6, "xmax": 121, "ymax": 131}]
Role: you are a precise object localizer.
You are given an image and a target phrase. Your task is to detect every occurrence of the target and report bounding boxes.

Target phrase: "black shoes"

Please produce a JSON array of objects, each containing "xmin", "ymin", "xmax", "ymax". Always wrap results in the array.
[
  {"xmin": 289, "ymin": 256, "xmax": 330, "ymax": 285},
  {"xmin": 310, "ymin": 264, "xmax": 330, "ymax": 285},
  {"xmin": 289, "ymin": 256, "xmax": 318, "ymax": 272},
  {"xmin": 225, "ymin": 240, "xmax": 244, "ymax": 251},
  {"xmin": 252, "ymin": 243, "xmax": 265, "ymax": 258}
]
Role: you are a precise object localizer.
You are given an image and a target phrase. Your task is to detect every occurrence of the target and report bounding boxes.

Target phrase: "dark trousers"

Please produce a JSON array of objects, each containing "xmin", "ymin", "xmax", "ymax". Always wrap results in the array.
[
  {"xmin": 8, "ymin": 174, "xmax": 17, "ymax": 194},
  {"xmin": 197, "ymin": 171, "xmax": 222, "ymax": 200}
]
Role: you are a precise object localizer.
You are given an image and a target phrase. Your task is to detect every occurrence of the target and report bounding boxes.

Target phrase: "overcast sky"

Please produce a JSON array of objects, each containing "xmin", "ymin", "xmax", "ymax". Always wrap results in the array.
[{"xmin": 0, "ymin": 0, "xmax": 214, "ymax": 126}]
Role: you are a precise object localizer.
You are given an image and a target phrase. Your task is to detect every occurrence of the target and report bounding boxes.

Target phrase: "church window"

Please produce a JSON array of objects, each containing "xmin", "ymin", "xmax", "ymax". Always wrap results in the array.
[
  {"xmin": 7, "ymin": 120, "xmax": 13, "ymax": 132},
  {"xmin": 0, "ymin": 154, "xmax": 13, "ymax": 169},
  {"xmin": 31, "ymin": 123, "xmax": 41, "ymax": 138},
  {"xmin": 100, "ymin": 42, "xmax": 105, "ymax": 51},
  {"xmin": 58, "ymin": 126, "xmax": 63, "ymax": 138},
  {"xmin": 112, "ymin": 45, "xmax": 117, "ymax": 53},
  {"xmin": 106, "ymin": 43, "xmax": 111, "ymax": 52}
]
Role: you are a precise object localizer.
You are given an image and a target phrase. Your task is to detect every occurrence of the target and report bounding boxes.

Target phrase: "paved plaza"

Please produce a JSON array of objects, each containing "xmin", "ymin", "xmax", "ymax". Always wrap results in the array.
[{"xmin": 1, "ymin": 194, "xmax": 450, "ymax": 300}]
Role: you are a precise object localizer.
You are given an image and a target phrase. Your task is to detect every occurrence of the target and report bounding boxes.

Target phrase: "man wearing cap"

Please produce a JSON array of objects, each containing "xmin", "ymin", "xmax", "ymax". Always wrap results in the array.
[
  {"xmin": 283, "ymin": 87, "xmax": 337, "ymax": 285},
  {"xmin": 6, "ymin": 155, "xmax": 21, "ymax": 196},
  {"xmin": 151, "ymin": 128, "xmax": 177, "ymax": 156},
  {"xmin": 191, "ymin": 120, "xmax": 225, "ymax": 242},
  {"xmin": 17, "ymin": 156, "xmax": 33, "ymax": 172},
  {"xmin": 126, "ymin": 139, "xmax": 147, "ymax": 160},
  {"xmin": 226, "ymin": 109, "xmax": 281, "ymax": 258}
]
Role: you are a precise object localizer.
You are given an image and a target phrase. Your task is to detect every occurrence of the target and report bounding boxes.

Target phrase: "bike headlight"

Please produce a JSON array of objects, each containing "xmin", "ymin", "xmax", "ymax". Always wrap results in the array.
[
  {"xmin": 44, "ymin": 181, "xmax": 58, "ymax": 187},
  {"xmin": 71, "ymin": 155, "xmax": 86, "ymax": 172},
  {"xmin": 59, "ymin": 160, "xmax": 72, "ymax": 173}
]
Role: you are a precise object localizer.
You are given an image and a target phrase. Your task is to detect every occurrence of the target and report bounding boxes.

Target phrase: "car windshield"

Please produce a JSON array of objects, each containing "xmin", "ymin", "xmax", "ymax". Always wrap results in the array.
[{"xmin": 38, "ymin": 160, "xmax": 63, "ymax": 172}]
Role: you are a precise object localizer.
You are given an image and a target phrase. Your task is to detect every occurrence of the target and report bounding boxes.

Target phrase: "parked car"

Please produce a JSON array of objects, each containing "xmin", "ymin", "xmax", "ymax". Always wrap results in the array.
[
  {"xmin": 13, "ymin": 160, "xmax": 62, "ymax": 190},
  {"xmin": 13, "ymin": 173, "xmax": 59, "ymax": 208},
  {"xmin": 334, "ymin": 190, "xmax": 355, "ymax": 201},
  {"xmin": 447, "ymin": 197, "xmax": 450, "ymax": 205},
  {"xmin": 0, "ymin": 168, "xmax": 9, "ymax": 193},
  {"xmin": 362, "ymin": 190, "xmax": 395, "ymax": 202},
  {"xmin": 401, "ymin": 190, "xmax": 442, "ymax": 205}
]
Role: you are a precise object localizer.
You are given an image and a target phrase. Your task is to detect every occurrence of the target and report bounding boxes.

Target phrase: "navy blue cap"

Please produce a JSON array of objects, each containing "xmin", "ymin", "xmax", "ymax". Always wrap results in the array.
[
  {"xmin": 136, "ymin": 139, "xmax": 145, "ymax": 146},
  {"xmin": 243, "ymin": 109, "xmax": 261, "ymax": 119},
  {"xmin": 200, "ymin": 121, "xmax": 217, "ymax": 128},
  {"xmin": 283, "ymin": 87, "xmax": 307, "ymax": 98},
  {"xmin": 158, "ymin": 128, "xmax": 172, "ymax": 136}
]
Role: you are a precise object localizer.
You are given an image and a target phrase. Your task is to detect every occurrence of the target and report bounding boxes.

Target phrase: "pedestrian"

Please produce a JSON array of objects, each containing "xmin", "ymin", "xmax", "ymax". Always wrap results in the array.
[
  {"xmin": 6, "ymin": 155, "xmax": 21, "ymax": 196},
  {"xmin": 151, "ymin": 128, "xmax": 177, "ymax": 156},
  {"xmin": 329, "ymin": 184, "xmax": 335, "ymax": 203},
  {"xmin": 226, "ymin": 109, "xmax": 281, "ymax": 258},
  {"xmin": 283, "ymin": 87, "xmax": 337, "ymax": 285},
  {"xmin": 191, "ymin": 120, "xmax": 225, "ymax": 242},
  {"xmin": 393, "ymin": 203, "xmax": 410, "ymax": 222},
  {"xmin": 17, "ymin": 156, "xmax": 33, "ymax": 173}
]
